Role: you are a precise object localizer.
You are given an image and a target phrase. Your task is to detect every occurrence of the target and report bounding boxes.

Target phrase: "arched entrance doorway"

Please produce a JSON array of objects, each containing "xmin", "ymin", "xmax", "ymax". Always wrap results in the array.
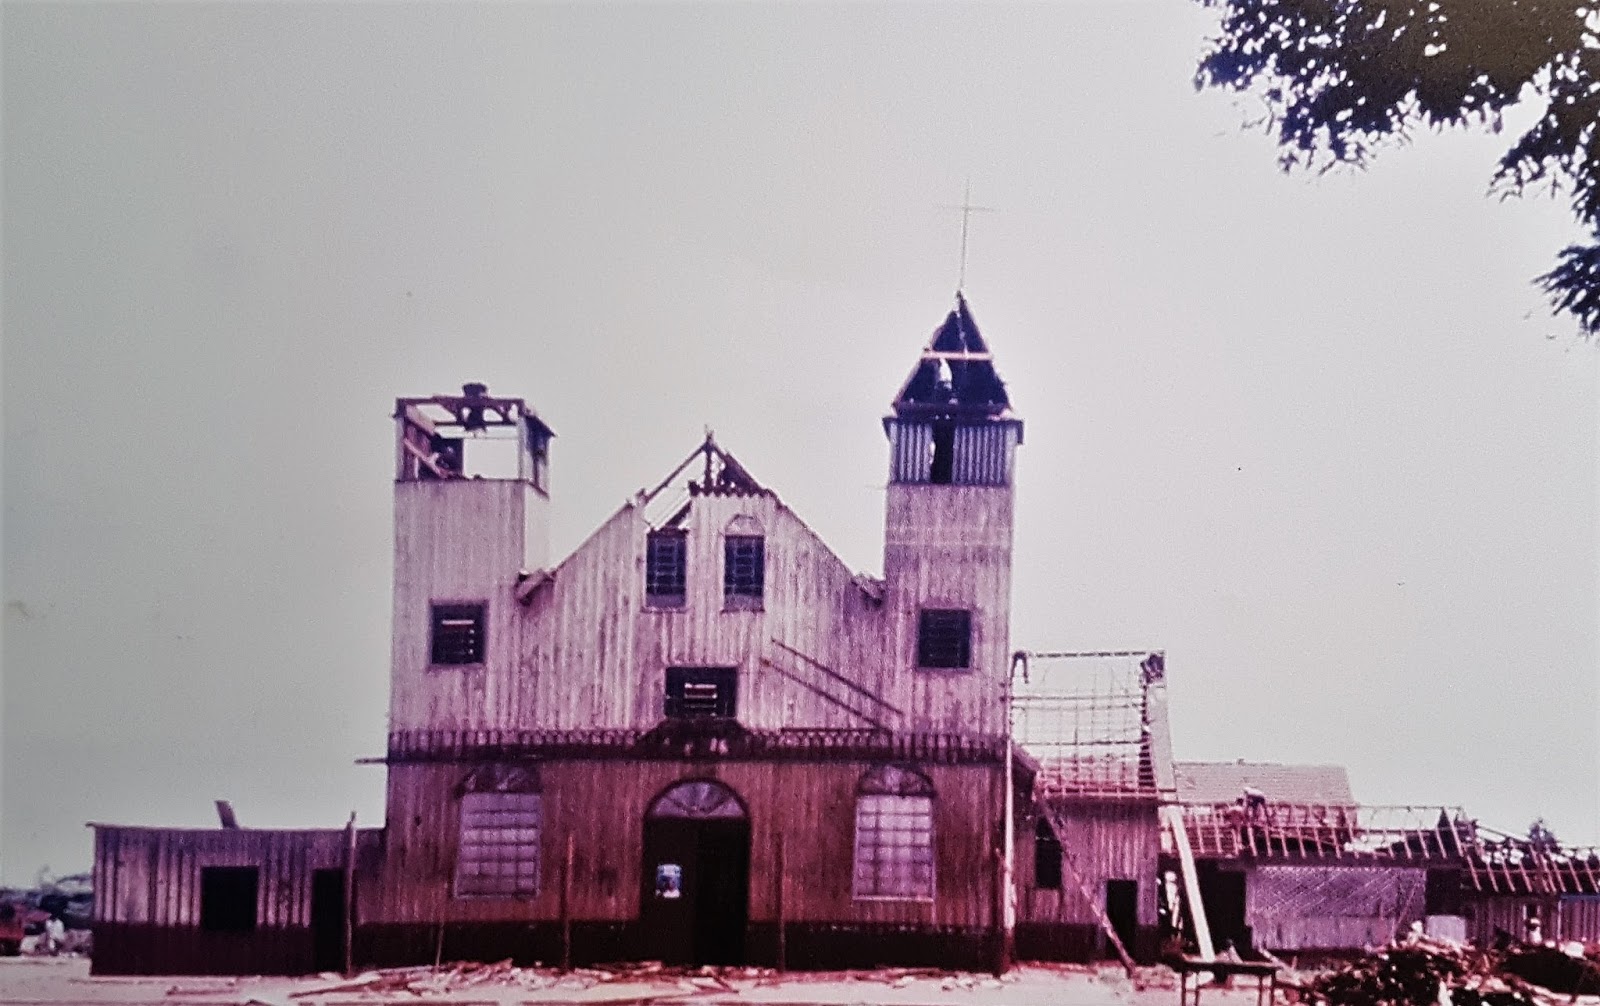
[{"xmin": 641, "ymin": 779, "xmax": 750, "ymax": 965}]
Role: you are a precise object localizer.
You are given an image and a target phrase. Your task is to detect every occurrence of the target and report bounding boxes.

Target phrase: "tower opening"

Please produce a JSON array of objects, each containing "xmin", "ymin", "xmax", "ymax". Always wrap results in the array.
[{"xmin": 929, "ymin": 422, "xmax": 955, "ymax": 484}]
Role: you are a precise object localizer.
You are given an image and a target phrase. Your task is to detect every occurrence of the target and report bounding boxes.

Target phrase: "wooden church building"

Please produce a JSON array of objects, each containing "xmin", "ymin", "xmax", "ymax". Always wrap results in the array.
[{"xmin": 89, "ymin": 294, "xmax": 1040, "ymax": 974}]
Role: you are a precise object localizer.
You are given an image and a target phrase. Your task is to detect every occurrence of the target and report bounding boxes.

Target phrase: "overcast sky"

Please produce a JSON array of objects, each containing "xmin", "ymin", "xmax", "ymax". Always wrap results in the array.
[{"xmin": 3, "ymin": 2, "xmax": 1596, "ymax": 886}]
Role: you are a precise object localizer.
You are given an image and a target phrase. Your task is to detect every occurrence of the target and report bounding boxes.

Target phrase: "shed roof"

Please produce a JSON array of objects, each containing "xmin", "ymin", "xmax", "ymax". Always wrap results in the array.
[{"xmin": 1175, "ymin": 760, "xmax": 1355, "ymax": 807}]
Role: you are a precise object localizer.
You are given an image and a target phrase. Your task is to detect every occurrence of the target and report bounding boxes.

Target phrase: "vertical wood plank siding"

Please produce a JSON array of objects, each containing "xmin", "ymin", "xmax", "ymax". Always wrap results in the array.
[
  {"xmin": 371, "ymin": 760, "xmax": 1001, "ymax": 931},
  {"xmin": 1016, "ymin": 804, "xmax": 1161, "ymax": 929},
  {"xmin": 89, "ymin": 827, "xmax": 378, "ymax": 927},
  {"xmin": 1465, "ymin": 896, "xmax": 1559, "ymax": 947},
  {"xmin": 389, "ymin": 436, "xmax": 1018, "ymax": 739},
  {"xmin": 390, "ymin": 481, "xmax": 538, "ymax": 732},
  {"xmin": 883, "ymin": 485, "xmax": 1014, "ymax": 736},
  {"xmin": 1559, "ymin": 896, "xmax": 1600, "ymax": 942}
]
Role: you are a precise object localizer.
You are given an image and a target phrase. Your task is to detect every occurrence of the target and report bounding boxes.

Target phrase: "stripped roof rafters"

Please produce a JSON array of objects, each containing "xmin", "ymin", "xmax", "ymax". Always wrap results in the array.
[
  {"xmin": 1170, "ymin": 801, "xmax": 1600, "ymax": 894},
  {"xmin": 891, "ymin": 293, "xmax": 1013, "ymax": 419},
  {"xmin": 637, "ymin": 433, "xmax": 771, "ymax": 529}
]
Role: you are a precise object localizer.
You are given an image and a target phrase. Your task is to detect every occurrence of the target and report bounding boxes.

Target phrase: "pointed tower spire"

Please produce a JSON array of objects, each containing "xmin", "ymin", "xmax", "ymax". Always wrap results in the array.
[{"xmin": 890, "ymin": 292, "xmax": 1012, "ymax": 419}]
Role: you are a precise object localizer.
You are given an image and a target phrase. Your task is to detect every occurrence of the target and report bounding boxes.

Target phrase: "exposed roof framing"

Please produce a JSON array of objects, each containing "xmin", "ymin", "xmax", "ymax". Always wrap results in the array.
[
  {"xmin": 891, "ymin": 293, "xmax": 1013, "ymax": 419},
  {"xmin": 638, "ymin": 433, "xmax": 770, "ymax": 529},
  {"xmin": 1013, "ymin": 649, "xmax": 1176, "ymax": 802},
  {"xmin": 1464, "ymin": 827, "xmax": 1600, "ymax": 895},
  {"xmin": 1174, "ymin": 802, "xmax": 1600, "ymax": 891},
  {"xmin": 1177, "ymin": 802, "xmax": 1472, "ymax": 862}
]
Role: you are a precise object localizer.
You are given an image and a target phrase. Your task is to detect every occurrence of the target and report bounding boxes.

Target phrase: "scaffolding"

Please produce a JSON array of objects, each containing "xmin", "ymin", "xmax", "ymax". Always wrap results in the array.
[{"xmin": 1011, "ymin": 649, "xmax": 1176, "ymax": 801}]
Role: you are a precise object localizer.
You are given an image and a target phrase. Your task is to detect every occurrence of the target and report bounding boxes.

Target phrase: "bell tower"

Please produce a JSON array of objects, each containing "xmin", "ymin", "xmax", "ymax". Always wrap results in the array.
[
  {"xmin": 388, "ymin": 383, "xmax": 554, "ymax": 733},
  {"xmin": 882, "ymin": 294, "xmax": 1022, "ymax": 735}
]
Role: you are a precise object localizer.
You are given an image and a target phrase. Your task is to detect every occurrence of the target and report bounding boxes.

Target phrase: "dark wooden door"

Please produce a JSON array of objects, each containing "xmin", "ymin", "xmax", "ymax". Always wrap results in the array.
[
  {"xmin": 641, "ymin": 818, "xmax": 699, "ymax": 965},
  {"xmin": 641, "ymin": 780, "xmax": 750, "ymax": 966},
  {"xmin": 310, "ymin": 869, "xmax": 345, "ymax": 973},
  {"xmin": 1105, "ymin": 879, "xmax": 1139, "ymax": 961},
  {"xmin": 692, "ymin": 820, "xmax": 750, "ymax": 965}
]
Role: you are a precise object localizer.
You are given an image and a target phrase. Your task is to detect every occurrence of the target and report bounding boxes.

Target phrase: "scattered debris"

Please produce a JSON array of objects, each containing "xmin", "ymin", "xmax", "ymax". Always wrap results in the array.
[{"xmin": 1297, "ymin": 937, "xmax": 1600, "ymax": 1006}]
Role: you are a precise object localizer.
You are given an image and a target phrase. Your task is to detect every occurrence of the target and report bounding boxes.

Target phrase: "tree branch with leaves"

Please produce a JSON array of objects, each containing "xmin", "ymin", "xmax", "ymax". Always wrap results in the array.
[{"xmin": 1195, "ymin": 0, "xmax": 1600, "ymax": 337}]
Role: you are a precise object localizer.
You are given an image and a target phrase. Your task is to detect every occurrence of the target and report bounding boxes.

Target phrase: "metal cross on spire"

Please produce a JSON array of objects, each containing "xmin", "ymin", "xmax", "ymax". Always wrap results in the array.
[{"xmin": 940, "ymin": 179, "xmax": 996, "ymax": 291}]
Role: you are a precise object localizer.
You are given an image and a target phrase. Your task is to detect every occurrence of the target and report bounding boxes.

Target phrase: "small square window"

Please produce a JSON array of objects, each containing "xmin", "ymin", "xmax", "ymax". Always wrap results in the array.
[
  {"xmin": 199, "ymin": 867, "xmax": 259, "ymax": 932},
  {"xmin": 723, "ymin": 536, "xmax": 764, "ymax": 605},
  {"xmin": 646, "ymin": 531, "xmax": 687, "ymax": 608},
  {"xmin": 665, "ymin": 667, "xmax": 737, "ymax": 719},
  {"xmin": 431, "ymin": 603, "xmax": 486, "ymax": 665},
  {"xmin": 917, "ymin": 609, "xmax": 971, "ymax": 669}
]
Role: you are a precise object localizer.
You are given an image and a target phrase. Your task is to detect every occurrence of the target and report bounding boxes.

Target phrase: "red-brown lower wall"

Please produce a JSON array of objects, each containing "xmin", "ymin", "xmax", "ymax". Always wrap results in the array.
[
  {"xmin": 94, "ymin": 921, "xmax": 1004, "ymax": 975},
  {"xmin": 92, "ymin": 924, "xmax": 315, "ymax": 976},
  {"xmin": 1014, "ymin": 923, "xmax": 1160, "ymax": 966}
]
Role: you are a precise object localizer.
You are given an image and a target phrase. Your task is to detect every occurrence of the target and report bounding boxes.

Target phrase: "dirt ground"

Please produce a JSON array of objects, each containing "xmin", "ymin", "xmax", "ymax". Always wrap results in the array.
[{"xmin": 0, "ymin": 957, "xmax": 1255, "ymax": 1006}]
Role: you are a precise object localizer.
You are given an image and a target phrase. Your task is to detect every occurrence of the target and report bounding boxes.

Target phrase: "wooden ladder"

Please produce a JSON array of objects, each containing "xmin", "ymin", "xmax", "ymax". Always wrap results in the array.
[
  {"xmin": 1039, "ymin": 809, "xmax": 1137, "ymax": 976},
  {"xmin": 1162, "ymin": 804, "xmax": 1216, "ymax": 962}
]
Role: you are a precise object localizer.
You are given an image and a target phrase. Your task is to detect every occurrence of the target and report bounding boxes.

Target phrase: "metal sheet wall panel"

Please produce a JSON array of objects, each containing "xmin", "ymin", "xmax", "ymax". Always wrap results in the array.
[{"xmin": 890, "ymin": 423, "xmax": 931, "ymax": 484}]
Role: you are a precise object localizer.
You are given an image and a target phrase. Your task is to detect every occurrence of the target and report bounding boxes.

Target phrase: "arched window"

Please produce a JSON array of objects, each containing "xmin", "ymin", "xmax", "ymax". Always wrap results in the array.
[
  {"xmin": 646, "ymin": 779, "xmax": 746, "ymax": 820},
  {"xmin": 853, "ymin": 765, "xmax": 935, "ymax": 900},
  {"xmin": 455, "ymin": 765, "xmax": 541, "ymax": 898}
]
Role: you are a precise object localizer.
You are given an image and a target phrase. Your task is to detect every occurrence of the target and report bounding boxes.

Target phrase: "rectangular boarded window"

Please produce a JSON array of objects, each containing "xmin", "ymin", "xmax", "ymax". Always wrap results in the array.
[
  {"xmin": 665, "ymin": 666, "xmax": 737, "ymax": 719},
  {"xmin": 917, "ymin": 609, "xmax": 972, "ymax": 669},
  {"xmin": 723, "ymin": 535, "xmax": 764, "ymax": 604},
  {"xmin": 455, "ymin": 792, "xmax": 541, "ymax": 898},
  {"xmin": 645, "ymin": 530, "xmax": 687, "ymax": 607},
  {"xmin": 854, "ymin": 794, "xmax": 934, "ymax": 899},
  {"xmin": 199, "ymin": 866, "xmax": 259, "ymax": 932},
  {"xmin": 431, "ymin": 603, "xmax": 485, "ymax": 665}
]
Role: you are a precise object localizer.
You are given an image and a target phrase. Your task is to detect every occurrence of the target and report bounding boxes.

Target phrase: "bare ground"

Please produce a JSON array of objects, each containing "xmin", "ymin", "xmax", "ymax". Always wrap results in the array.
[{"xmin": 0, "ymin": 957, "xmax": 1245, "ymax": 1006}]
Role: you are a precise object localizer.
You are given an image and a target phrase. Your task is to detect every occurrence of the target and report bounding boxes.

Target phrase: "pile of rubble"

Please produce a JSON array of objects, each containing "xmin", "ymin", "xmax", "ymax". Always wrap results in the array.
[
  {"xmin": 1292, "ymin": 939, "xmax": 1600, "ymax": 1006},
  {"xmin": 286, "ymin": 960, "xmax": 756, "ymax": 998},
  {"xmin": 281, "ymin": 961, "xmax": 1006, "ymax": 1000}
]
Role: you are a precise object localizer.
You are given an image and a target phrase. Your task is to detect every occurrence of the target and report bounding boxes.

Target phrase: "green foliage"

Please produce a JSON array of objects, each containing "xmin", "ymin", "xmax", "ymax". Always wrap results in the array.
[{"xmin": 1195, "ymin": 0, "xmax": 1600, "ymax": 337}]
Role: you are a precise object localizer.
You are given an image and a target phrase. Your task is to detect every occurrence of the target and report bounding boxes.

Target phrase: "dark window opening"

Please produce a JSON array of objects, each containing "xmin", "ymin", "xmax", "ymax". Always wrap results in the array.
[
  {"xmin": 200, "ymin": 867, "xmax": 259, "ymax": 932},
  {"xmin": 929, "ymin": 423, "xmax": 955, "ymax": 484},
  {"xmin": 917, "ymin": 609, "xmax": 972, "ymax": 669},
  {"xmin": 1034, "ymin": 818, "xmax": 1062, "ymax": 890},
  {"xmin": 665, "ymin": 667, "xmax": 738, "ymax": 719},
  {"xmin": 723, "ymin": 536, "xmax": 764, "ymax": 604},
  {"xmin": 431, "ymin": 603, "xmax": 486, "ymax": 665},
  {"xmin": 645, "ymin": 530, "xmax": 687, "ymax": 607},
  {"xmin": 1425, "ymin": 869, "xmax": 1463, "ymax": 916}
]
